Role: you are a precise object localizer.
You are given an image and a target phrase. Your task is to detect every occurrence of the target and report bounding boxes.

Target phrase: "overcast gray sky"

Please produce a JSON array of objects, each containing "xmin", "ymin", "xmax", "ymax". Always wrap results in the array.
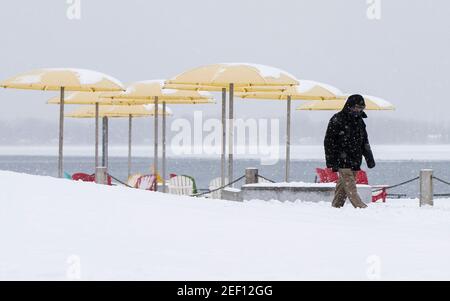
[{"xmin": 0, "ymin": 0, "xmax": 449, "ymax": 124}]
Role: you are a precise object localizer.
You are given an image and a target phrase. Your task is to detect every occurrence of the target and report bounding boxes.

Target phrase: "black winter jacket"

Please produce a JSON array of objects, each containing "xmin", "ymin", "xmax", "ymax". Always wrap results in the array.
[{"xmin": 324, "ymin": 98, "xmax": 375, "ymax": 171}]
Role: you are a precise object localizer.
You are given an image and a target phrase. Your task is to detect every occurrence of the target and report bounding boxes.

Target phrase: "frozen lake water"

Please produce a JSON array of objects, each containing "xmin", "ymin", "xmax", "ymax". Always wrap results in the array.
[{"xmin": 1, "ymin": 155, "xmax": 450, "ymax": 198}]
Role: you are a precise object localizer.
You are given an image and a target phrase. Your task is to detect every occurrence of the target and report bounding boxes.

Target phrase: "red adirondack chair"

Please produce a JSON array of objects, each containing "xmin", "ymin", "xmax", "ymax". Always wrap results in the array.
[
  {"xmin": 315, "ymin": 168, "xmax": 339, "ymax": 183},
  {"xmin": 72, "ymin": 173, "xmax": 96, "ymax": 182},
  {"xmin": 315, "ymin": 168, "xmax": 387, "ymax": 203},
  {"xmin": 72, "ymin": 173, "xmax": 112, "ymax": 185}
]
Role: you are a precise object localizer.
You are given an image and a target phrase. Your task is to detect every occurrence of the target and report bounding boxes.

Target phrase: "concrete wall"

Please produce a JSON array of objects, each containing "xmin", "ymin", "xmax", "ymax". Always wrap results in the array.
[
  {"xmin": 241, "ymin": 184, "xmax": 373, "ymax": 204},
  {"xmin": 221, "ymin": 188, "xmax": 243, "ymax": 202}
]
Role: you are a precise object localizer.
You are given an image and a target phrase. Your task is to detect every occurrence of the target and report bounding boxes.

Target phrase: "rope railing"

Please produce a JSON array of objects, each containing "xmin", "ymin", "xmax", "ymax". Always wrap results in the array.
[
  {"xmin": 191, "ymin": 175, "xmax": 246, "ymax": 197},
  {"xmin": 386, "ymin": 193, "xmax": 407, "ymax": 199},
  {"xmin": 108, "ymin": 173, "xmax": 263, "ymax": 195},
  {"xmin": 371, "ymin": 175, "xmax": 450, "ymax": 198},
  {"xmin": 433, "ymin": 176, "xmax": 450, "ymax": 186},
  {"xmin": 432, "ymin": 176, "xmax": 450, "ymax": 198},
  {"xmin": 434, "ymin": 193, "xmax": 450, "ymax": 197},
  {"xmin": 191, "ymin": 174, "xmax": 275, "ymax": 197},
  {"xmin": 108, "ymin": 174, "xmax": 133, "ymax": 188},
  {"xmin": 107, "ymin": 171, "xmax": 450, "ymax": 200},
  {"xmin": 372, "ymin": 177, "xmax": 420, "ymax": 192},
  {"xmin": 257, "ymin": 174, "xmax": 276, "ymax": 183}
]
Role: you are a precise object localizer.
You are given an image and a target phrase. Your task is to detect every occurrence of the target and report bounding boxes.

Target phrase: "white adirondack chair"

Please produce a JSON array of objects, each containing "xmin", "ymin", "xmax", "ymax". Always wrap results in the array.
[
  {"xmin": 208, "ymin": 177, "xmax": 229, "ymax": 199},
  {"xmin": 168, "ymin": 176, "xmax": 194, "ymax": 196}
]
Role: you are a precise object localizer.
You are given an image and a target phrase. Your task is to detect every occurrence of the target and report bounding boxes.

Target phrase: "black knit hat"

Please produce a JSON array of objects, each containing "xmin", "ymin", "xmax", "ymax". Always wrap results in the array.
[{"xmin": 346, "ymin": 94, "xmax": 366, "ymax": 107}]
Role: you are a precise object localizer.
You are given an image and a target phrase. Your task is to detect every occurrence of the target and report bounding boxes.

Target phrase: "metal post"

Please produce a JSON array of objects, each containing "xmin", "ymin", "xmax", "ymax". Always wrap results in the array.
[
  {"xmin": 285, "ymin": 95, "xmax": 292, "ymax": 183},
  {"xmin": 162, "ymin": 101, "xmax": 167, "ymax": 193},
  {"xmin": 154, "ymin": 97, "xmax": 159, "ymax": 192},
  {"xmin": 128, "ymin": 114, "xmax": 132, "ymax": 179},
  {"xmin": 420, "ymin": 169, "xmax": 433, "ymax": 207},
  {"xmin": 105, "ymin": 117, "xmax": 109, "ymax": 169},
  {"xmin": 221, "ymin": 87, "xmax": 227, "ymax": 187},
  {"xmin": 228, "ymin": 83, "xmax": 234, "ymax": 185},
  {"xmin": 58, "ymin": 87, "xmax": 65, "ymax": 178},
  {"xmin": 95, "ymin": 102, "xmax": 99, "ymax": 170},
  {"xmin": 95, "ymin": 166, "xmax": 108, "ymax": 185},
  {"xmin": 245, "ymin": 168, "xmax": 259, "ymax": 184},
  {"xmin": 102, "ymin": 116, "xmax": 107, "ymax": 167}
]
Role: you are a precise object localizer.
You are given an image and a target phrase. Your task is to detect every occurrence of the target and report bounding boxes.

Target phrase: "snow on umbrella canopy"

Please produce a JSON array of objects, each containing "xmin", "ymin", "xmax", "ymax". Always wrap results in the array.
[
  {"xmin": 165, "ymin": 63, "xmax": 299, "ymax": 88},
  {"xmin": 0, "ymin": 68, "xmax": 124, "ymax": 92},
  {"xmin": 296, "ymin": 95, "xmax": 395, "ymax": 111},
  {"xmin": 0, "ymin": 68, "xmax": 125, "ymax": 178}
]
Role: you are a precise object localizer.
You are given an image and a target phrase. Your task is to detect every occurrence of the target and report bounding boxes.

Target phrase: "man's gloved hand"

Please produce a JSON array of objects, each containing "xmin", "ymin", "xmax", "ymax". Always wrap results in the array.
[{"xmin": 367, "ymin": 161, "xmax": 376, "ymax": 169}]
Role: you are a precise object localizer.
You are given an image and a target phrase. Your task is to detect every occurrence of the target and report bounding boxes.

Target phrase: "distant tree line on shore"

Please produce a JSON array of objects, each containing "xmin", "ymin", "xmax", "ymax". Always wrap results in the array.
[{"xmin": 0, "ymin": 116, "xmax": 449, "ymax": 146}]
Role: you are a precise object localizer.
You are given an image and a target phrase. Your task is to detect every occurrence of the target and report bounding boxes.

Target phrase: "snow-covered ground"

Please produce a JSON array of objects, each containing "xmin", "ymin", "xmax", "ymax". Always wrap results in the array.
[
  {"xmin": 1, "ymin": 170, "xmax": 449, "ymax": 281},
  {"xmin": 1, "ymin": 144, "xmax": 450, "ymax": 161}
]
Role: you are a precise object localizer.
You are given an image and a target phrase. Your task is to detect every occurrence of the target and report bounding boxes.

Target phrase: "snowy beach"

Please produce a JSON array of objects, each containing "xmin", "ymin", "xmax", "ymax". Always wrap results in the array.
[
  {"xmin": 1, "ymin": 170, "xmax": 449, "ymax": 281},
  {"xmin": 1, "ymin": 0, "xmax": 450, "ymax": 288}
]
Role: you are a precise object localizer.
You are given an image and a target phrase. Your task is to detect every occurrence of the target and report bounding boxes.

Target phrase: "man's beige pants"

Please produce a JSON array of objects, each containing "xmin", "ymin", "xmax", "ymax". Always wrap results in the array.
[{"xmin": 332, "ymin": 169, "xmax": 368, "ymax": 208}]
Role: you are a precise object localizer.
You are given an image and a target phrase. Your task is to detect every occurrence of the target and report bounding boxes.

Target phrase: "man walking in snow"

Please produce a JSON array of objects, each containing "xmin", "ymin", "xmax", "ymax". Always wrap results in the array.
[{"xmin": 324, "ymin": 94, "xmax": 376, "ymax": 208}]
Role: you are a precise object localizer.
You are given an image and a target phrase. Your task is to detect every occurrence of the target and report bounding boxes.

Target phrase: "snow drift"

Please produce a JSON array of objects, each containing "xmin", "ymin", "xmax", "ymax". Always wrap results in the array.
[{"xmin": 0, "ymin": 170, "xmax": 449, "ymax": 280}]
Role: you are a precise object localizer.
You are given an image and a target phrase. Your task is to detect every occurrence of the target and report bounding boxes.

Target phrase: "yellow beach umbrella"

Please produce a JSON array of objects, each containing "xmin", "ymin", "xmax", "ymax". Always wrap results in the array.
[
  {"xmin": 48, "ymin": 91, "xmax": 119, "ymax": 105},
  {"xmin": 297, "ymin": 95, "xmax": 395, "ymax": 111},
  {"xmin": 0, "ymin": 68, "xmax": 124, "ymax": 91},
  {"xmin": 1, "ymin": 68, "xmax": 124, "ymax": 178},
  {"xmin": 237, "ymin": 81, "xmax": 343, "ymax": 101},
  {"xmin": 107, "ymin": 80, "xmax": 212, "ymax": 103},
  {"xmin": 166, "ymin": 63, "xmax": 299, "ymax": 186},
  {"xmin": 67, "ymin": 104, "xmax": 172, "ymax": 178},
  {"xmin": 238, "ymin": 81, "xmax": 343, "ymax": 182},
  {"xmin": 165, "ymin": 63, "xmax": 298, "ymax": 87},
  {"xmin": 105, "ymin": 80, "xmax": 216, "ymax": 192},
  {"xmin": 163, "ymin": 83, "xmax": 296, "ymax": 93},
  {"xmin": 66, "ymin": 104, "xmax": 173, "ymax": 118}
]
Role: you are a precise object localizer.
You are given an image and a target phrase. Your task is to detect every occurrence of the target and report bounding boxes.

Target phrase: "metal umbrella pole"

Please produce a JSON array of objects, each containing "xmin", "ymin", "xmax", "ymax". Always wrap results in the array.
[
  {"xmin": 154, "ymin": 97, "xmax": 159, "ymax": 191},
  {"xmin": 95, "ymin": 102, "xmax": 99, "ymax": 170},
  {"xmin": 102, "ymin": 116, "xmax": 108, "ymax": 168},
  {"xmin": 105, "ymin": 117, "xmax": 109, "ymax": 169},
  {"xmin": 128, "ymin": 114, "xmax": 132, "ymax": 178},
  {"xmin": 58, "ymin": 87, "xmax": 65, "ymax": 178},
  {"xmin": 228, "ymin": 83, "xmax": 234, "ymax": 185},
  {"xmin": 162, "ymin": 101, "xmax": 167, "ymax": 193},
  {"xmin": 105, "ymin": 117, "xmax": 109, "ymax": 170},
  {"xmin": 285, "ymin": 95, "xmax": 292, "ymax": 182},
  {"xmin": 221, "ymin": 88, "xmax": 227, "ymax": 187}
]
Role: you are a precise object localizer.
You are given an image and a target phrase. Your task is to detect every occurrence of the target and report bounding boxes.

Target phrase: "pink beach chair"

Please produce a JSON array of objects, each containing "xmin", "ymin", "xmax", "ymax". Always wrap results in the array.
[{"xmin": 135, "ymin": 175, "xmax": 158, "ymax": 191}]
